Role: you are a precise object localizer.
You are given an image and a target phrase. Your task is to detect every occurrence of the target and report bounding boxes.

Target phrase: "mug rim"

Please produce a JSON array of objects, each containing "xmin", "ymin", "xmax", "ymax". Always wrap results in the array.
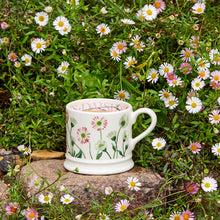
[{"xmin": 66, "ymin": 98, "xmax": 132, "ymax": 114}]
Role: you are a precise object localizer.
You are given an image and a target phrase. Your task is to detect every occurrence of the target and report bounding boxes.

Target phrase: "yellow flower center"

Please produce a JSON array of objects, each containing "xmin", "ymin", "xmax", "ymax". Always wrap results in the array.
[
  {"xmin": 58, "ymin": 21, "xmax": 64, "ymax": 27},
  {"xmin": 191, "ymin": 102, "xmax": 197, "ymax": 108},
  {"xmin": 120, "ymin": 205, "xmax": 126, "ymax": 211},
  {"xmin": 39, "ymin": 16, "xmax": 45, "ymax": 22},
  {"xmin": 65, "ymin": 198, "xmax": 70, "ymax": 203},
  {"xmin": 135, "ymin": 73, "xmax": 140, "ymax": 78},
  {"xmin": 112, "ymin": 51, "xmax": 118, "ymax": 57},
  {"xmin": 29, "ymin": 212, "xmax": 35, "ymax": 218},
  {"xmin": 213, "ymin": 75, "xmax": 219, "ymax": 81},
  {"xmin": 4, "ymin": 38, "xmax": 9, "ymax": 43},
  {"xmin": 196, "ymin": 8, "xmax": 203, "ymax": 13},
  {"xmin": 25, "ymin": 148, "xmax": 29, "ymax": 152},
  {"xmin": 172, "ymin": 80, "xmax": 177, "ymax": 85},
  {"xmin": 119, "ymin": 93, "xmax": 125, "ymax": 99},
  {"xmin": 118, "ymin": 44, "xmax": 124, "ymax": 50},
  {"xmin": 214, "ymin": 56, "xmax": 220, "ymax": 62},
  {"xmin": 11, "ymin": 207, "xmax": 18, "ymax": 213},
  {"xmin": 10, "ymin": 54, "xmax": 16, "ymax": 60},
  {"xmin": 36, "ymin": 42, "xmax": 42, "ymax": 49},
  {"xmin": 61, "ymin": 66, "xmax": 67, "ymax": 71},
  {"xmin": 128, "ymin": 61, "xmax": 134, "ymax": 66},
  {"xmin": 151, "ymin": 73, "xmax": 157, "ymax": 79},
  {"xmin": 185, "ymin": 51, "xmax": 191, "ymax": 57},
  {"xmin": 164, "ymin": 67, "xmax": 169, "ymax": 73},
  {"xmin": 100, "ymin": 27, "xmax": 106, "ymax": 33},
  {"xmin": 133, "ymin": 39, "xmax": 139, "ymax": 45},
  {"xmin": 136, "ymin": 44, "xmax": 142, "ymax": 50},
  {"xmin": 199, "ymin": 71, "xmax": 205, "ymax": 77},
  {"xmin": 187, "ymin": 186, "xmax": 194, "ymax": 192},
  {"xmin": 63, "ymin": 27, "xmax": 68, "ymax": 32},
  {"xmin": 205, "ymin": 182, "xmax": 210, "ymax": 188},
  {"xmin": 140, "ymin": 14, "xmax": 144, "ymax": 20},
  {"xmin": 44, "ymin": 196, "xmax": 50, "ymax": 201},
  {"xmin": 217, "ymin": 148, "xmax": 220, "ymax": 153},
  {"xmin": 71, "ymin": 0, "xmax": 74, "ymax": 5},
  {"xmin": 183, "ymin": 214, "xmax": 190, "ymax": 220},
  {"xmin": 25, "ymin": 58, "xmax": 29, "ymax": 63},
  {"xmin": 213, "ymin": 115, "xmax": 220, "ymax": 121},
  {"xmin": 146, "ymin": 9, "xmax": 152, "ymax": 15},
  {"xmin": 156, "ymin": 142, "xmax": 162, "ymax": 147},
  {"xmin": 155, "ymin": 2, "xmax": 161, "ymax": 9},
  {"xmin": 174, "ymin": 216, "xmax": 181, "ymax": 220},
  {"xmin": 195, "ymin": 82, "xmax": 200, "ymax": 87},
  {"xmin": 169, "ymin": 100, "xmax": 175, "ymax": 106},
  {"xmin": 163, "ymin": 92, "xmax": 170, "ymax": 98},
  {"xmin": 191, "ymin": 145, "xmax": 197, "ymax": 151},
  {"xmin": 200, "ymin": 62, "xmax": 205, "ymax": 67},
  {"xmin": 130, "ymin": 181, "xmax": 136, "ymax": 188}
]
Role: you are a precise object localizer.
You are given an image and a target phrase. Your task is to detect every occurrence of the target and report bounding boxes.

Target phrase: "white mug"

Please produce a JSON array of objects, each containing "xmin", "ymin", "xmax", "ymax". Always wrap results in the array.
[{"xmin": 64, "ymin": 98, "xmax": 157, "ymax": 175}]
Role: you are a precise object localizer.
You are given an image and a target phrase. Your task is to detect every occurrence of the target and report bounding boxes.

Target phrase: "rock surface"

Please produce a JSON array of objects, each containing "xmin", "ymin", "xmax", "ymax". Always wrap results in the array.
[
  {"xmin": 20, "ymin": 159, "xmax": 164, "ymax": 211},
  {"xmin": 31, "ymin": 149, "xmax": 65, "ymax": 161},
  {"xmin": 0, "ymin": 181, "xmax": 8, "ymax": 202}
]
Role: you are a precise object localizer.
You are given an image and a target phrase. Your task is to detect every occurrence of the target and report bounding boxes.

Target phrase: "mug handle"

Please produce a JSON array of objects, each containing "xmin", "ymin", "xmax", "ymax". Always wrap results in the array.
[{"xmin": 130, "ymin": 108, "xmax": 157, "ymax": 149}]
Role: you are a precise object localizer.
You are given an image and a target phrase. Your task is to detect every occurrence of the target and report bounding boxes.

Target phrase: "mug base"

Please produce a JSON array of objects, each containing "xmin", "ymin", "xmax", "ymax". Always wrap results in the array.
[{"xmin": 64, "ymin": 153, "xmax": 134, "ymax": 175}]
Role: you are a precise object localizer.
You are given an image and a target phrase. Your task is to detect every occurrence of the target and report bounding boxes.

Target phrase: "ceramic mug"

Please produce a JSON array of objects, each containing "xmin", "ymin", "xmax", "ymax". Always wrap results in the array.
[{"xmin": 64, "ymin": 98, "xmax": 157, "ymax": 175}]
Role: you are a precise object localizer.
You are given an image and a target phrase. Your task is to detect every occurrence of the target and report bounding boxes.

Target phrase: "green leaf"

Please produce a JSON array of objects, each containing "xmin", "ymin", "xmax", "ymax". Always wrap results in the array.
[{"xmin": 96, "ymin": 152, "xmax": 103, "ymax": 159}]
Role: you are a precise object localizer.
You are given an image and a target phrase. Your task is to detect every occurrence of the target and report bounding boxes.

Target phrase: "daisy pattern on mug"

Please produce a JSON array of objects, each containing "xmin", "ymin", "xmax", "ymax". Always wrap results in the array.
[{"xmin": 91, "ymin": 116, "xmax": 108, "ymax": 131}]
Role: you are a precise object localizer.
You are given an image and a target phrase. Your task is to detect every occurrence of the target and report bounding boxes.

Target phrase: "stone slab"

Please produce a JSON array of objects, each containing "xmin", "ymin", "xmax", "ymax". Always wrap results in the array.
[{"xmin": 31, "ymin": 149, "xmax": 65, "ymax": 161}]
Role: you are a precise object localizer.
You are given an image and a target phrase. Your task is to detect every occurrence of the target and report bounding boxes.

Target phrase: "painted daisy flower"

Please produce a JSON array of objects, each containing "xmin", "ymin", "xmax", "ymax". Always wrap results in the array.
[
  {"xmin": 121, "ymin": 19, "xmax": 135, "ymax": 24},
  {"xmin": 210, "ymin": 70, "xmax": 220, "ymax": 83},
  {"xmin": 186, "ymin": 97, "xmax": 202, "ymax": 114},
  {"xmin": 114, "ymin": 90, "xmax": 130, "ymax": 101},
  {"xmin": 135, "ymin": 42, "xmax": 145, "ymax": 52},
  {"xmin": 181, "ymin": 210, "xmax": 195, "ymax": 220},
  {"xmin": 187, "ymin": 90, "xmax": 198, "ymax": 99},
  {"xmin": 8, "ymin": 51, "xmax": 17, "ymax": 62},
  {"xmin": 198, "ymin": 68, "xmax": 210, "ymax": 80},
  {"xmin": 209, "ymin": 110, "xmax": 220, "ymax": 124},
  {"xmin": 44, "ymin": 6, "xmax": 53, "ymax": 13},
  {"xmin": 59, "ymin": 23, "xmax": 71, "ymax": 35},
  {"xmin": 169, "ymin": 211, "xmax": 183, "ymax": 220},
  {"xmin": 21, "ymin": 54, "xmax": 32, "ymax": 66},
  {"xmin": 60, "ymin": 194, "xmax": 74, "ymax": 204},
  {"xmin": 34, "ymin": 12, "xmax": 48, "ymax": 26},
  {"xmin": 115, "ymin": 199, "xmax": 130, "ymax": 212},
  {"xmin": 76, "ymin": 127, "xmax": 90, "ymax": 144},
  {"xmin": 132, "ymin": 72, "xmax": 141, "ymax": 81},
  {"xmin": 17, "ymin": 145, "xmax": 31, "ymax": 155},
  {"xmin": 186, "ymin": 182, "xmax": 199, "ymax": 194},
  {"xmin": 180, "ymin": 48, "xmax": 194, "ymax": 62},
  {"xmin": 31, "ymin": 38, "xmax": 46, "ymax": 53},
  {"xmin": 130, "ymin": 34, "xmax": 141, "ymax": 46},
  {"xmin": 147, "ymin": 68, "xmax": 159, "ymax": 83},
  {"xmin": 53, "ymin": 16, "xmax": 69, "ymax": 31},
  {"xmin": 136, "ymin": 10, "xmax": 145, "ymax": 21},
  {"xmin": 192, "ymin": 3, "xmax": 206, "ymax": 14},
  {"xmin": 153, "ymin": 0, "xmax": 166, "ymax": 14},
  {"xmin": 143, "ymin": 211, "xmax": 154, "ymax": 219},
  {"xmin": 152, "ymin": 137, "xmax": 166, "ymax": 150},
  {"xmin": 5, "ymin": 202, "xmax": 19, "ymax": 215},
  {"xmin": 158, "ymin": 89, "xmax": 173, "ymax": 101},
  {"xmin": 159, "ymin": 62, "xmax": 173, "ymax": 77},
  {"xmin": 126, "ymin": 177, "xmax": 141, "ymax": 191},
  {"xmin": 113, "ymin": 41, "xmax": 127, "ymax": 54},
  {"xmin": 211, "ymin": 143, "xmax": 220, "ymax": 156},
  {"xmin": 197, "ymin": 58, "xmax": 210, "ymax": 70},
  {"xmin": 57, "ymin": 61, "xmax": 69, "ymax": 75},
  {"xmin": 91, "ymin": 116, "xmax": 108, "ymax": 131},
  {"xmin": 168, "ymin": 77, "xmax": 183, "ymax": 87},
  {"xmin": 96, "ymin": 23, "xmax": 110, "ymax": 36},
  {"xmin": 38, "ymin": 192, "xmax": 53, "ymax": 204},
  {"xmin": 109, "ymin": 47, "xmax": 121, "ymax": 62},
  {"xmin": 191, "ymin": 78, "xmax": 205, "ymax": 90},
  {"xmin": 142, "ymin": 4, "xmax": 157, "ymax": 21},
  {"xmin": 189, "ymin": 142, "xmax": 202, "ymax": 154},
  {"xmin": 105, "ymin": 186, "xmax": 113, "ymax": 195},
  {"xmin": 201, "ymin": 177, "xmax": 218, "ymax": 192},
  {"xmin": 124, "ymin": 56, "xmax": 136, "ymax": 69},
  {"xmin": 164, "ymin": 96, "xmax": 179, "ymax": 109},
  {"xmin": 209, "ymin": 49, "xmax": 220, "ymax": 65},
  {"xmin": 25, "ymin": 208, "xmax": 38, "ymax": 220}
]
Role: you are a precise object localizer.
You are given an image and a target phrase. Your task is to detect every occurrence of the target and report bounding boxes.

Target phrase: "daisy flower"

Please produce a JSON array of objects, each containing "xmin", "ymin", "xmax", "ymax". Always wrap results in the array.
[
  {"xmin": 217, "ymin": 97, "xmax": 220, "ymax": 105},
  {"xmin": 53, "ymin": 16, "xmax": 69, "ymax": 31},
  {"xmin": 31, "ymin": 38, "xmax": 46, "ymax": 53},
  {"xmin": 152, "ymin": 137, "xmax": 166, "ymax": 150},
  {"xmin": 164, "ymin": 96, "xmax": 179, "ymax": 109},
  {"xmin": 38, "ymin": 192, "xmax": 53, "ymax": 204},
  {"xmin": 197, "ymin": 58, "xmax": 210, "ymax": 70},
  {"xmin": 60, "ymin": 194, "xmax": 74, "ymax": 204},
  {"xmin": 198, "ymin": 68, "xmax": 210, "ymax": 80},
  {"xmin": 136, "ymin": 10, "xmax": 145, "ymax": 21},
  {"xmin": 96, "ymin": 23, "xmax": 110, "ymax": 36},
  {"xmin": 8, "ymin": 51, "xmax": 17, "ymax": 62},
  {"xmin": 130, "ymin": 35, "xmax": 141, "ymax": 46},
  {"xmin": 132, "ymin": 72, "xmax": 141, "ymax": 81},
  {"xmin": 210, "ymin": 70, "xmax": 220, "ymax": 83},
  {"xmin": 135, "ymin": 42, "xmax": 145, "ymax": 52},
  {"xmin": 109, "ymin": 47, "xmax": 121, "ymax": 62},
  {"xmin": 67, "ymin": 0, "xmax": 80, "ymax": 5},
  {"xmin": 34, "ymin": 12, "xmax": 48, "ymax": 26},
  {"xmin": 76, "ymin": 127, "xmax": 90, "ymax": 144},
  {"xmin": 189, "ymin": 35, "xmax": 200, "ymax": 48},
  {"xmin": 14, "ymin": 61, "xmax": 21, "ymax": 68},
  {"xmin": 166, "ymin": 72, "xmax": 177, "ymax": 83},
  {"xmin": 101, "ymin": 7, "xmax": 108, "ymax": 14},
  {"xmin": 57, "ymin": 61, "xmax": 69, "ymax": 75},
  {"xmin": 192, "ymin": 3, "xmax": 206, "ymax": 14},
  {"xmin": 168, "ymin": 77, "xmax": 183, "ymax": 87},
  {"xmin": 59, "ymin": 23, "xmax": 72, "ymax": 35},
  {"xmin": 5, "ymin": 202, "xmax": 19, "ymax": 215},
  {"xmin": 115, "ymin": 199, "xmax": 130, "ymax": 212},
  {"xmin": 25, "ymin": 208, "xmax": 38, "ymax": 220},
  {"xmin": 142, "ymin": 4, "xmax": 157, "ymax": 21},
  {"xmin": 114, "ymin": 90, "xmax": 130, "ymax": 101},
  {"xmin": 201, "ymin": 177, "xmax": 218, "ymax": 192},
  {"xmin": 1, "ymin": 21, "xmax": 8, "ymax": 29},
  {"xmin": 211, "ymin": 143, "xmax": 220, "ymax": 156},
  {"xmin": 191, "ymin": 78, "xmax": 205, "ymax": 90},
  {"xmin": 180, "ymin": 48, "xmax": 194, "ymax": 62},
  {"xmin": 181, "ymin": 210, "xmax": 195, "ymax": 220},
  {"xmin": 121, "ymin": 19, "xmax": 135, "ymax": 25},
  {"xmin": 188, "ymin": 142, "xmax": 202, "ymax": 154},
  {"xmin": 187, "ymin": 90, "xmax": 198, "ymax": 99},
  {"xmin": 44, "ymin": 6, "xmax": 53, "ymax": 13},
  {"xmin": 113, "ymin": 41, "xmax": 127, "ymax": 54},
  {"xmin": 17, "ymin": 145, "xmax": 31, "ymax": 155},
  {"xmin": 126, "ymin": 177, "xmax": 141, "ymax": 191},
  {"xmin": 21, "ymin": 54, "xmax": 32, "ymax": 66},
  {"xmin": 143, "ymin": 211, "xmax": 154, "ymax": 219},
  {"xmin": 209, "ymin": 49, "xmax": 220, "ymax": 65},
  {"xmin": 105, "ymin": 186, "xmax": 113, "ymax": 195},
  {"xmin": 169, "ymin": 211, "xmax": 183, "ymax": 220},
  {"xmin": 147, "ymin": 37, "xmax": 155, "ymax": 46},
  {"xmin": 209, "ymin": 110, "xmax": 220, "ymax": 124},
  {"xmin": 124, "ymin": 56, "xmax": 136, "ymax": 69},
  {"xmin": 92, "ymin": 116, "xmax": 108, "ymax": 131},
  {"xmin": 179, "ymin": 63, "xmax": 192, "ymax": 74},
  {"xmin": 159, "ymin": 62, "xmax": 173, "ymax": 77},
  {"xmin": 210, "ymin": 80, "xmax": 220, "ymax": 90},
  {"xmin": 153, "ymin": 0, "xmax": 166, "ymax": 14},
  {"xmin": 158, "ymin": 89, "xmax": 173, "ymax": 101},
  {"xmin": 147, "ymin": 68, "xmax": 159, "ymax": 83},
  {"xmin": 186, "ymin": 182, "xmax": 199, "ymax": 194},
  {"xmin": 186, "ymin": 97, "xmax": 202, "ymax": 114}
]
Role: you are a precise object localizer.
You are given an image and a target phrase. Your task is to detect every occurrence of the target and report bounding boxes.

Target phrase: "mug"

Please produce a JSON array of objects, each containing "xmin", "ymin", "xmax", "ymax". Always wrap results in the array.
[{"xmin": 64, "ymin": 98, "xmax": 157, "ymax": 175}]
